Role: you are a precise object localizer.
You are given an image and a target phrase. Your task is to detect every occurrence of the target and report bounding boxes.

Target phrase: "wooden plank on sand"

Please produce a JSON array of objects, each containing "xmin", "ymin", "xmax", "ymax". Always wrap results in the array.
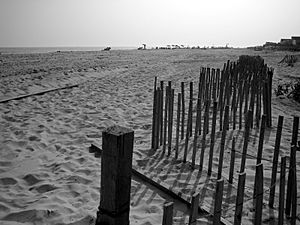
[
  {"xmin": 0, "ymin": 84, "xmax": 79, "ymax": 104},
  {"xmin": 90, "ymin": 143, "xmax": 231, "ymax": 225}
]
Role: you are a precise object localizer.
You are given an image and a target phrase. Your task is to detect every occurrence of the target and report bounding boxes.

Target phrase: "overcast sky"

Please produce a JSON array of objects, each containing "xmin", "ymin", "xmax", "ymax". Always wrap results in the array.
[{"xmin": 0, "ymin": 0, "xmax": 299, "ymax": 48}]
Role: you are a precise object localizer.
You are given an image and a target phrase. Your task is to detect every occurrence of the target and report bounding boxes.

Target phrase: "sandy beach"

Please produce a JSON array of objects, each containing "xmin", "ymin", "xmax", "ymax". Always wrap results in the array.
[{"xmin": 0, "ymin": 48, "xmax": 299, "ymax": 225}]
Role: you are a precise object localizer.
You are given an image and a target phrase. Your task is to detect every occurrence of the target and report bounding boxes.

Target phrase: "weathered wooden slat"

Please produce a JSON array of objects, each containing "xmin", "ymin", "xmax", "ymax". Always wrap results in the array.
[
  {"xmin": 0, "ymin": 84, "xmax": 79, "ymax": 104},
  {"xmin": 268, "ymin": 115, "xmax": 283, "ymax": 207},
  {"xmin": 233, "ymin": 172, "xmax": 246, "ymax": 225}
]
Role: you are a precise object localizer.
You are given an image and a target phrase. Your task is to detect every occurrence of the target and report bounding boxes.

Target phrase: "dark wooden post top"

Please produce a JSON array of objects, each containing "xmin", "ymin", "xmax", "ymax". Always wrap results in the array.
[{"xmin": 96, "ymin": 125, "xmax": 134, "ymax": 225}]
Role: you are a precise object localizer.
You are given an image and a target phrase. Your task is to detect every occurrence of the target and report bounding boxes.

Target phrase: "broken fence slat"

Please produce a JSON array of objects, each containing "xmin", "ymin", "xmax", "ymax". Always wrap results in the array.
[{"xmin": 0, "ymin": 84, "xmax": 79, "ymax": 104}]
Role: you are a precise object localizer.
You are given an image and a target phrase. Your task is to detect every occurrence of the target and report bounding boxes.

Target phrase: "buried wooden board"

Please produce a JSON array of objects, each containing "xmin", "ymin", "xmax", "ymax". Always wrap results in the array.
[
  {"xmin": 0, "ymin": 84, "xmax": 79, "ymax": 103},
  {"xmin": 89, "ymin": 143, "xmax": 232, "ymax": 225}
]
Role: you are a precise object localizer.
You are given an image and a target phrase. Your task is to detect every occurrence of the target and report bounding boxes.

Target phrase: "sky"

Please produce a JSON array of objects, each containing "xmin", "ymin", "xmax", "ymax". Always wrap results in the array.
[{"xmin": 0, "ymin": 0, "xmax": 300, "ymax": 48}]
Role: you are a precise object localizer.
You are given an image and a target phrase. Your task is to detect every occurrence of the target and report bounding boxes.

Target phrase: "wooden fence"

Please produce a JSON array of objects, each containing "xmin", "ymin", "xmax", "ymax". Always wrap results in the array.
[
  {"xmin": 150, "ymin": 56, "xmax": 299, "ymax": 224},
  {"xmin": 94, "ymin": 56, "xmax": 298, "ymax": 225}
]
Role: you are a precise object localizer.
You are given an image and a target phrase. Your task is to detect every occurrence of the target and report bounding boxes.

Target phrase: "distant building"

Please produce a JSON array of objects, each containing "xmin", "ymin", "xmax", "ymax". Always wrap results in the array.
[
  {"xmin": 280, "ymin": 38, "xmax": 293, "ymax": 45},
  {"xmin": 263, "ymin": 42, "xmax": 278, "ymax": 49},
  {"xmin": 291, "ymin": 36, "xmax": 300, "ymax": 46}
]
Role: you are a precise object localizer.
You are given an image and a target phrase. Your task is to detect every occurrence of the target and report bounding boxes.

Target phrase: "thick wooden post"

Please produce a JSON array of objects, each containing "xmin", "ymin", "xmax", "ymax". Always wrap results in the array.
[
  {"xmin": 233, "ymin": 172, "xmax": 246, "ymax": 225},
  {"xmin": 96, "ymin": 126, "xmax": 134, "ymax": 225},
  {"xmin": 162, "ymin": 202, "xmax": 173, "ymax": 225},
  {"xmin": 268, "ymin": 115, "xmax": 283, "ymax": 207}
]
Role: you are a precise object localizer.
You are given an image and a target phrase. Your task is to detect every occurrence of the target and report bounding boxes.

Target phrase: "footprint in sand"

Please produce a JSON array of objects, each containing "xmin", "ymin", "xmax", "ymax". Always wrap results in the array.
[
  {"xmin": 0, "ymin": 161, "xmax": 12, "ymax": 167},
  {"xmin": 23, "ymin": 174, "xmax": 42, "ymax": 186},
  {"xmin": 66, "ymin": 175, "xmax": 92, "ymax": 185},
  {"xmin": 28, "ymin": 135, "xmax": 41, "ymax": 142},
  {"xmin": 31, "ymin": 184, "xmax": 58, "ymax": 193},
  {"xmin": 0, "ymin": 203, "xmax": 10, "ymax": 214},
  {"xmin": 0, "ymin": 177, "xmax": 18, "ymax": 185},
  {"xmin": 2, "ymin": 209, "xmax": 59, "ymax": 223}
]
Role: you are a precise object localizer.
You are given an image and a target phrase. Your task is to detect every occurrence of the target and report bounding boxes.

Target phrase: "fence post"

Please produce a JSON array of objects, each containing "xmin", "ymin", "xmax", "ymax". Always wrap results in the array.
[
  {"xmin": 239, "ymin": 110, "xmax": 253, "ymax": 173},
  {"xmin": 162, "ymin": 202, "xmax": 173, "ymax": 225},
  {"xmin": 256, "ymin": 114, "xmax": 266, "ymax": 164},
  {"xmin": 191, "ymin": 93, "xmax": 201, "ymax": 168},
  {"xmin": 291, "ymin": 164, "xmax": 297, "ymax": 225},
  {"xmin": 96, "ymin": 125, "xmax": 134, "ymax": 225},
  {"xmin": 286, "ymin": 116, "xmax": 299, "ymax": 216},
  {"xmin": 233, "ymin": 172, "xmax": 246, "ymax": 225},
  {"xmin": 254, "ymin": 163, "xmax": 263, "ymax": 225},
  {"xmin": 181, "ymin": 82, "xmax": 185, "ymax": 140},
  {"xmin": 160, "ymin": 81, "xmax": 164, "ymax": 146},
  {"xmin": 278, "ymin": 156, "xmax": 286, "ymax": 225},
  {"xmin": 217, "ymin": 105, "xmax": 229, "ymax": 179},
  {"xmin": 175, "ymin": 93, "xmax": 181, "ymax": 159},
  {"xmin": 154, "ymin": 88, "xmax": 160, "ymax": 150},
  {"xmin": 189, "ymin": 192, "xmax": 200, "ymax": 225},
  {"xmin": 151, "ymin": 79, "xmax": 157, "ymax": 149},
  {"xmin": 168, "ymin": 89, "xmax": 174, "ymax": 155},
  {"xmin": 189, "ymin": 82, "xmax": 193, "ymax": 136},
  {"xmin": 229, "ymin": 137, "xmax": 236, "ymax": 184},
  {"xmin": 162, "ymin": 202, "xmax": 174, "ymax": 225},
  {"xmin": 184, "ymin": 94, "xmax": 193, "ymax": 162},
  {"xmin": 213, "ymin": 179, "xmax": 224, "ymax": 225},
  {"xmin": 269, "ymin": 115, "xmax": 283, "ymax": 207},
  {"xmin": 208, "ymin": 101, "xmax": 218, "ymax": 175},
  {"xmin": 163, "ymin": 86, "xmax": 169, "ymax": 152}
]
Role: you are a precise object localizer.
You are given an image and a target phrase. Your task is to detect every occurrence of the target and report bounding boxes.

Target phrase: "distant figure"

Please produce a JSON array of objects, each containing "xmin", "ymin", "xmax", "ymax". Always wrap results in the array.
[
  {"xmin": 138, "ymin": 44, "xmax": 147, "ymax": 50},
  {"xmin": 103, "ymin": 47, "xmax": 111, "ymax": 51}
]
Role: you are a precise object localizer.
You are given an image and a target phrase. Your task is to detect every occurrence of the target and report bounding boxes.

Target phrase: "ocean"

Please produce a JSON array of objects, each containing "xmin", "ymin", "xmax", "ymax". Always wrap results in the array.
[{"xmin": 0, "ymin": 46, "xmax": 137, "ymax": 54}]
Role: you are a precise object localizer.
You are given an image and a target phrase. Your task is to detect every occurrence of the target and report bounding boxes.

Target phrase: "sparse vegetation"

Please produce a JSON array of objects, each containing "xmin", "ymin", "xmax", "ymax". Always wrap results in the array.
[
  {"xmin": 278, "ymin": 55, "xmax": 298, "ymax": 67},
  {"xmin": 275, "ymin": 79, "xmax": 300, "ymax": 103}
]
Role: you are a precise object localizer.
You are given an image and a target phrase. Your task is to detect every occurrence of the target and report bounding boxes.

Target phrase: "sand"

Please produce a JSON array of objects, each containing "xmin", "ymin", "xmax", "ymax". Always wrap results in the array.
[{"xmin": 0, "ymin": 49, "xmax": 299, "ymax": 225}]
